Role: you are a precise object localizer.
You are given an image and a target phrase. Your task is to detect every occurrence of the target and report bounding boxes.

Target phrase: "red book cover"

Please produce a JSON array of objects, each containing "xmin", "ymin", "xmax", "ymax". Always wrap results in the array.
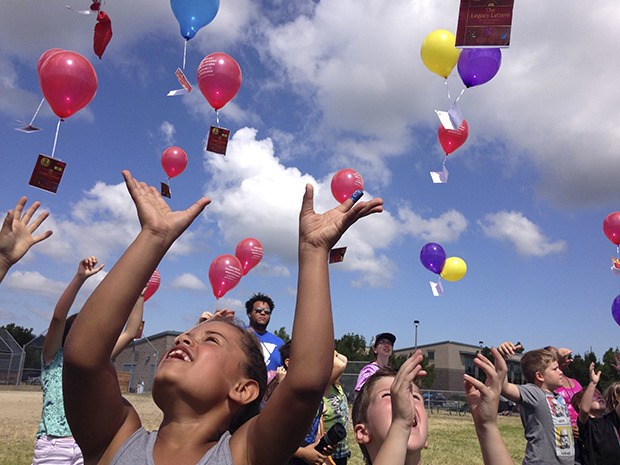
[
  {"xmin": 455, "ymin": 0, "xmax": 514, "ymax": 48},
  {"xmin": 28, "ymin": 154, "xmax": 66, "ymax": 194},
  {"xmin": 206, "ymin": 126, "xmax": 230, "ymax": 155}
]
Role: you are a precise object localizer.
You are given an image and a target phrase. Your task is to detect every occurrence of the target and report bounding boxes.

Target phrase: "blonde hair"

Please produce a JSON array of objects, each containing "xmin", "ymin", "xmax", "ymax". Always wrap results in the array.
[{"xmin": 604, "ymin": 381, "xmax": 620, "ymax": 412}]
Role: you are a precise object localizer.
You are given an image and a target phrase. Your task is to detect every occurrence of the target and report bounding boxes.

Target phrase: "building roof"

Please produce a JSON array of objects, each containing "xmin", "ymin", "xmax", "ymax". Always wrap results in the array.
[{"xmin": 128, "ymin": 330, "xmax": 182, "ymax": 347}]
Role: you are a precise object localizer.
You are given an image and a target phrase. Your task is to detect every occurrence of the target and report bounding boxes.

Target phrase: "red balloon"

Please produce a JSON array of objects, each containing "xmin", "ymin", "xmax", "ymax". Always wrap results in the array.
[
  {"xmin": 604, "ymin": 212, "xmax": 620, "ymax": 245},
  {"xmin": 39, "ymin": 51, "xmax": 98, "ymax": 119},
  {"xmin": 161, "ymin": 146, "xmax": 188, "ymax": 178},
  {"xmin": 37, "ymin": 48, "xmax": 64, "ymax": 76},
  {"xmin": 144, "ymin": 269, "xmax": 160, "ymax": 302},
  {"xmin": 331, "ymin": 169, "xmax": 364, "ymax": 204},
  {"xmin": 235, "ymin": 238, "xmax": 263, "ymax": 276},
  {"xmin": 438, "ymin": 119, "xmax": 469, "ymax": 156},
  {"xmin": 197, "ymin": 52, "xmax": 242, "ymax": 111},
  {"xmin": 208, "ymin": 254, "xmax": 243, "ymax": 299}
]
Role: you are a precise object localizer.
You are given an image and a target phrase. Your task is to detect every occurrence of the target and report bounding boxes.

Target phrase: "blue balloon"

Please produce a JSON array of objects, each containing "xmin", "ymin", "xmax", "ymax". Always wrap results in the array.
[
  {"xmin": 420, "ymin": 243, "xmax": 446, "ymax": 275},
  {"xmin": 170, "ymin": 0, "xmax": 220, "ymax": 40}
]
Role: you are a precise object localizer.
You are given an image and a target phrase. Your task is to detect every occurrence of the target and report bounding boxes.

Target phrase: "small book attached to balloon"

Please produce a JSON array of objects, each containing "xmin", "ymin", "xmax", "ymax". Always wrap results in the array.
[
  {"xmin": 28, "ymin": 154, "xmax": 66, "ymax": 194},
  {"xmin": 161, "ymin": 182, "xmax": 171, "ymax": 198},
  {"xmin": 206, "ymin": 126, "xmax": 230, "ymax": 155},
  {"xmin": 329, "ymin": 247, "xmax": 347, "ymax": 264},
  {"xmin": 430, "ymin": 280, "xmax": 444, "ymax": 297}
]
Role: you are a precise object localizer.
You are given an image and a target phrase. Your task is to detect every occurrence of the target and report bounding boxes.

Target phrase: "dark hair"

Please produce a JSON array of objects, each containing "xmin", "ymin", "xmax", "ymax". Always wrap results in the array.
[
  {"xmin": 521, "ymin": 349, "xmax": 556, "ymax": 384},
  {"xmin": 208, "ymin": 316, "xmax": 267, "ymax": 433},
  {"xmin": 351, "ymin": 367, "xmax": 398, "ymax": 464},
  {"xmin": 62, "ymin": 314, "xmax": 78, "ymax": 347},
  {"xmin": 245, "ymin": 293, "xmax": 275, "ymax": 315},
  {"xmin": 279, "ymin": 340, "xmax": 292, "ymax": 368}
]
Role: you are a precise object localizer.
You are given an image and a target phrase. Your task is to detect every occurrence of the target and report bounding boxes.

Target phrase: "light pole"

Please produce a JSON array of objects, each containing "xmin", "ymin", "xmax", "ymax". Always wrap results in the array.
[{"xmin": 414, "ymin": 320, "xmax": 420, "ymax": 351}]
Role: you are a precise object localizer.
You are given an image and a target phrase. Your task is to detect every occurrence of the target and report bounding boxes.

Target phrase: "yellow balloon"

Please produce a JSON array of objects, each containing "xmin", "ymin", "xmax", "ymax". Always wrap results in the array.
[
  {"xmin": 420, "ymin": 29, "xmax": 461, "ymax": 79},
  {"xmin": 440, "ymin": 256, "xmax": 467, "ymax": 282}
]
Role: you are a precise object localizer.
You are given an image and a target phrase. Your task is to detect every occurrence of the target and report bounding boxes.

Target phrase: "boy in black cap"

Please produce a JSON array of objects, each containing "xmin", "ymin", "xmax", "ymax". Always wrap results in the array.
[{"xmin": 354, "ymin": 332, "xmax": 396, "ymax": 392}]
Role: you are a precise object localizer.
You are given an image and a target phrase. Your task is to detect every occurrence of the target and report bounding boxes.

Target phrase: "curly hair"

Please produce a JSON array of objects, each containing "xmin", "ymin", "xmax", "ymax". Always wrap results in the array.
[{"xmin": 245, "ymin": 292, "xmax": 275, "ymax": 314}]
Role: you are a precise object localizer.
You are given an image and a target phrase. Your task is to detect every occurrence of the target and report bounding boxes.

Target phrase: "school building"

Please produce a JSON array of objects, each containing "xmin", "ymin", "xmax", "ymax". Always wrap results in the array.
[{"xmin": 394, "ymin": 340, "xmax": 524, "ymax": 392}]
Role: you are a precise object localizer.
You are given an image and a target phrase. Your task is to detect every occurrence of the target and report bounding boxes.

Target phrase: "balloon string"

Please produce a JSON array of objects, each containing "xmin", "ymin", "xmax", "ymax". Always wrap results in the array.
[
  {"xmin": 182, "ymin": 40, "xmax": 188, "ymax": 70},
  {"xmin": 51, "ymin": 119, "xmax": 62, "ymax": 158},
  {"xmin": 454, "ymin": 88, "xmax": 466, "ymax": 105},
  {"xmin": 215, "ymin": 109, "xmax": 220, "ymax": 127},
  {"xmin": 444, "ymin": 79, "xmax": 451, "ymax": 103},
  {"xmin": 30, "ymin": 98, "xmax": 45, "ymax": 126}
]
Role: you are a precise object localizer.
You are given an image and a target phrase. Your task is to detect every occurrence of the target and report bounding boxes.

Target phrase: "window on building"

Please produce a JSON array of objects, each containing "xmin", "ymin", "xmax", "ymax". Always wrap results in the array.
[
  {"xmin": 463, "ymin": 355, "xmax": 475, "ymax": 376},
  {"xmin": 427, "ymin": 351, "xmax": 434, "ymax": 361}
]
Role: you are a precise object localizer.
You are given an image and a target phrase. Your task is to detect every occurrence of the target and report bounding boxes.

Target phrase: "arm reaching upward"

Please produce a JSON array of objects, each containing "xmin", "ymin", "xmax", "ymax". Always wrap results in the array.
[
  {"xmin": 110, "ymin": 286, "xmax": 147, "ymax": 360},
  {"xmin": 464, "ymin": 348, "xmax": 513, "ymax": 465},
  {"xmin": 237, "ymin": 185, "xmax": 383, "ymax": 465},
  {"xmin": 43, "ymin": 256, "xmax": 104, "ymax": 365},
  {"xmin": 63, "ymin": 171, "xmax": 210, "ymax": 461}
]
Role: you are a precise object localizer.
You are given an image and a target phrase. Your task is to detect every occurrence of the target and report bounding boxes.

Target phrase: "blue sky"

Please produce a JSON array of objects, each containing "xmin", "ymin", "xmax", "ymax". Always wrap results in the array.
[{"xmin": 1, "ymin": 0, "xmax": 619, "ymax": 359}]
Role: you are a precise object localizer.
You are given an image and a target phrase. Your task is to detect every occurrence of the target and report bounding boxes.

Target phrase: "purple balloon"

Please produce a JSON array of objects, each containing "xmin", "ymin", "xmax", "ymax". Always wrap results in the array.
[
  {"xmin": 612, "ymin": 295, "xmax": 620, "ymax": 326},
  {"xmin": 420, "ymin": 243, "xmax": 447, "ymax": 275},
  {"xmin": 457, "ymin": 48, "xmax": 502, "ymax": 88}
]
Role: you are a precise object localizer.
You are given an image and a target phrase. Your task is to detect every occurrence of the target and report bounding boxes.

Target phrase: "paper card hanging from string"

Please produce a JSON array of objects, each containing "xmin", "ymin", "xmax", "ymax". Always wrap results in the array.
[
  {"xmin": 206, "ymin": 126, "xmax": 230, "ymax": 155},
  {"xmin": 167, "ymin": 68, "xmax": 192, "ymax": 96},
  {"xmin": 160, "ymin": 182, "xmax": 171, "ymax": 198},
  {"xmin": 435, "ymin": 102, "xmax": 463, "ymax": 130},
  {"xmin": 329, "ymin": 247, "xmax": 347, "ymax": 264},
  {"xmin": 430, "ymin": 164, "xmax": 449, "ymax": 184},
  {"xmin": 429, "ymin": 280, "xmax": 444, "ymax": 297},
  {"xmin": 28, "ymin": 154, "xmax": 66, "ymax": 194}
]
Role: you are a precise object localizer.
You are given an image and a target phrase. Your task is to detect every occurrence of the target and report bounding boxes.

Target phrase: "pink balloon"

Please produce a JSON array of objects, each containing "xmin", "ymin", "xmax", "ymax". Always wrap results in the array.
[
  {"xmin": 37, "ymin": 48, "xmax": 64, "ymax": 76},
  {"xmin": 197, "ymin": 52, "xmax": 242, "ymax": 111},
  {"xmin": 208, "ymin": 254, "xmax": 243, "ymax": 299},
  {"xmin": 39, "ymin": 50, "xmax": 98, "ymax": 119},
  {"xmin": 604, "ymin": 212, "xmax": 620, "ymax": 246},
  {"xmin": 331, "ymin": 169, "xmax": 364, "ymax": 204},
  {"xmin": 144, "ymin": 269, "xmax": 160, "ymax": 302},
  {"xmin": 235, "ymin": 238, "xmax": 263, "ymax": 276},
  {"xmin": 161, "ymin": 146, "xmax": 188, "ymax": 178}
]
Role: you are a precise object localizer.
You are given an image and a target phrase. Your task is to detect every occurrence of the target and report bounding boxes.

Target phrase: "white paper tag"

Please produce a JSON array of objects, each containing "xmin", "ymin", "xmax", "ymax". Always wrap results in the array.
[
  {"xmin": 430, "ymin": 165, "xmax": 449, "ymax": 184},
  {"xmin": 448, "ymin": 102, "xmax": 463, "ymax": 129},
  {"xmin": 611, "ymin": 266, "xmax": 620, "ymax": 277},
  {"xmin": 430, "ymin": 281, "xmax": 444, "ymax": 297},
  {"xmin": 435, "ymin": 110, "xmax": 455, "ymax": 130},
  {"xmin": 15, "ymin": 124, "xmax": 42, "ymax": 133},
  {"xmin": 166, "ymin": 88, "xmax": 188, "ymax": 97}
]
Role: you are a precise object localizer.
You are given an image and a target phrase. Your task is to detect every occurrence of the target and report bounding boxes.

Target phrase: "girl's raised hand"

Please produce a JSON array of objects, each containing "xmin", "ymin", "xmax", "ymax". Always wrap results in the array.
[
  {"xmin": 122, "ymin": 170, "xmax": 211, "ymax": 245},
  {"xmin": 298, "ymin": 184, "xmax": 383, "ymax": 252}
]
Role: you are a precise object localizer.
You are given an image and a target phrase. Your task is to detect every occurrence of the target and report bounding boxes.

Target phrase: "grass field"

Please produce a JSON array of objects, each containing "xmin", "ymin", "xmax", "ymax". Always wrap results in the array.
[{"xmin": 0, "ymin": 388, "xmax": 525, "ymax": 465}]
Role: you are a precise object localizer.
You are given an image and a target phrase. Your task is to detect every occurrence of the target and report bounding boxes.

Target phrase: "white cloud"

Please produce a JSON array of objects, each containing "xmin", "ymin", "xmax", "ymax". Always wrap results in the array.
[
  {"xmin": 478, "ymin": 211, "xmax": 567, "ymax": 256},
  {"xmin": 398, "ymin": 208, "xmax": 469, "ymax": 243},
  {"xmin": 159, "ymin": 121, "xmax": 176, "ymax": 146},
  {"xmin": 3, "ymin": 271, "xmax": 66, "ymax": 297},
  {"xmin": 171, "ymin": 273, "xmax": 207, "ymax": 290},
  {"xmin": 202, "ymin": 127, "xmax": 399, "ymax": 286},
  {"xmin": 260, "ymin": 0, "xmax": 620, "ymax": 206},
  {"xmin": 34, "ymin": 180, "xmax": 207, "ymax": 263}
]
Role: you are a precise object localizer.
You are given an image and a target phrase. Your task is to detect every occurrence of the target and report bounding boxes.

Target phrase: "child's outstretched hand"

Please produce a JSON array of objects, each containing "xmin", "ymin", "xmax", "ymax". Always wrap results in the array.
[
  {"xmin": 0, "ymin": 197, "xmax": 52, "ymax": 269},
  {"xmin": 464, "ymin": 348, "xmax": 507, "ymax": 430},
  {"xmin": 588, "ymin": 362, "xmax": 601, "ymax": 385},
  {"xmin": 298, "ymin": 185, "xmax": 383, "ymax": 252},
  {"xmin": 122, "ymin": 170, "xmax": 211, "ymax": 245},
  {"xmin": 76, "ymin": 256, "xmax": 105, "ymax": 279},
  {"xmin": 391, "ymin": 350, "xmax": 426, "ymax": 428}
]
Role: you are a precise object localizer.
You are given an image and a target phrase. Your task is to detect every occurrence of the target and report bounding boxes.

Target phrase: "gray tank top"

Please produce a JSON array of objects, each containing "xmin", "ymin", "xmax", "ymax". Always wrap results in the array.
[{"xmin": 110, "ymin": 428, "xmax": 233, "ymax": 465}]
